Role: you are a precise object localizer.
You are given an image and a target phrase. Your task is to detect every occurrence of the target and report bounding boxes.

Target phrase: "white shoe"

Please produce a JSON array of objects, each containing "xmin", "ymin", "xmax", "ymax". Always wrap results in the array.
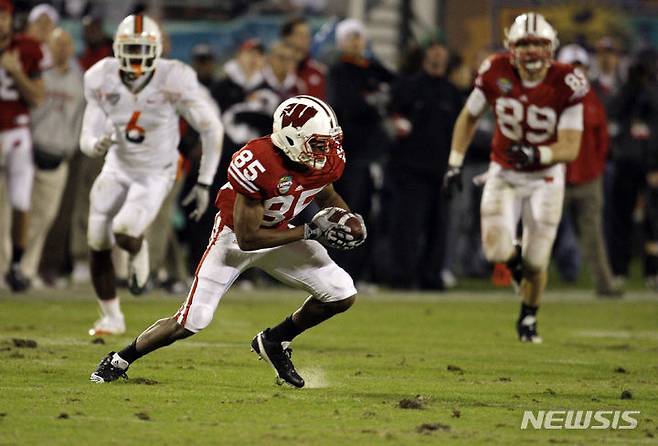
[
  {"xmin": 72, "ymin": 261, "xmax": 91, "ymax": 284},
  {"xmin": 88, "ymin": 314, "xmax": 126, "ymax": 336},
  {"xmin": 647, "ymin": 275, "xmax": 658, "ymax": 292},
  {"xmin": 31, "ymin": 276, "xmax": 46, "ymax": 290},
  {"xmin": 441, "ymin": 269, "xmax": 458, "ymax": 289},
  {"xmin": 612, "ymin": 275, "xmax": 626, "ymax": 289},
  {"xmin": 356, "ymin": 281, "xmax": 379, "ymax": 294},
  {"xmin": 128, "ymin": 240, "xmax": 150, "ymax": 296}
]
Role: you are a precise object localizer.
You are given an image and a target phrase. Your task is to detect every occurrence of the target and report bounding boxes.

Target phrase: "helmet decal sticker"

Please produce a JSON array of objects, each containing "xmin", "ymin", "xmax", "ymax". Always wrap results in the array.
[{"xmin": 281, "ymin": 103, "xmax": 318, "ymax": 128}]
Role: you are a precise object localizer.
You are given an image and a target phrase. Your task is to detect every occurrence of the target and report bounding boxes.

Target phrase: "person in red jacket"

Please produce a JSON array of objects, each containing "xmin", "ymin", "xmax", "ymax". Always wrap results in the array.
[
  {"xmin": 78, "ymin": 15, "xmax": 113, "ymax": 71},
  {"xmin": 281, "ymin": 16, "xmax": 326, "ymax": 100},
  {"xmin": 558, "ymin": 44, "xmax": 621, "ymax": 297}
]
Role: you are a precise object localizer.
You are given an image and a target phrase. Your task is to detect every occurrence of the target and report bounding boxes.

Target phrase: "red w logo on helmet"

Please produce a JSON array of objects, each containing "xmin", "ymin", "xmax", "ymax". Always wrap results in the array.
[{"xmin": 280, "ymin": 103, "xmax": 318, "ymax": 128}]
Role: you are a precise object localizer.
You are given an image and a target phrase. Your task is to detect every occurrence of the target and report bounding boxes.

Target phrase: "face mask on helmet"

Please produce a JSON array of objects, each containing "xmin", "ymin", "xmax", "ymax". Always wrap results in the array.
[
  {"xmin": 298, "ymin": 129, "xmax": 343, "ymax": 170},
  {"xmin": 505, "ymin": 13, "xmax": 557, "ymax": 75},
  {"xmin": 271, "ymin": 96, "xmax": 344, "ymax": 170},
  {"xmin": 113, "ymin": 15, "xmax": 162, "ymax": 76},
  {"xmin": 511, "ymin": 37, "xmax": 552, "ymax": 72}
]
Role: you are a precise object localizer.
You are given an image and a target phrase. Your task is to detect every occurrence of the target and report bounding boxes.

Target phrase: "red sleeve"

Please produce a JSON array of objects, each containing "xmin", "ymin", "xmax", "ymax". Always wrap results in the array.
[
  {"xmin": 560, "ymin": 65, "xmax": 589, "ymax": 107},
  {"xmin": 226, "ymin": 146, "xmax": 266, "ymax": 200},
  {"xmin": 19, "ymin": 40, "xmax": 43, "ymax": 78},
  {"xmin": 474, "ymin": 55, "xmax": 497, "ymax": 102},
  {"xmin": 468, "ymin": 54, "xmax": 504, "ymax": 104}
]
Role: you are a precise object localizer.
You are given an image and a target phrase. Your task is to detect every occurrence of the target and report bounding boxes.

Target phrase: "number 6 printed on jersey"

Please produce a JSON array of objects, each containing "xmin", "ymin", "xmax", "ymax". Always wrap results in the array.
[{"xmin": 125, "ymin": 111, "xmax": 146, "ymax": 143}]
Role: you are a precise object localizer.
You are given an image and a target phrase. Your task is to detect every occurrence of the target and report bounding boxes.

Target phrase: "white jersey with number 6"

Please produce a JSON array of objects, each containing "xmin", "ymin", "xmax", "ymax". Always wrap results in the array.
[{"xmin": 80, "ymin": 57, "xmax": 222, "ymax": 184}]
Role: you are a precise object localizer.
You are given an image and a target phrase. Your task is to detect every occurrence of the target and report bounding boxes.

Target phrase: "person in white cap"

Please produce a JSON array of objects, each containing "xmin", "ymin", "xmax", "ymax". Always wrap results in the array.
[
  {"xmin": 326, "ymin": 18, "xmax": 394, "ymax": 288},
  {"xmin": 22, "ymin": 28, "xmax": 85, "ymax": 287},
  {"xmin": 26, "ymin": 3, "xmax": 58, "ymax": 70},
  {"xmin": 557, "ymin": 44, "xmax": 621, "ymax": 297}
]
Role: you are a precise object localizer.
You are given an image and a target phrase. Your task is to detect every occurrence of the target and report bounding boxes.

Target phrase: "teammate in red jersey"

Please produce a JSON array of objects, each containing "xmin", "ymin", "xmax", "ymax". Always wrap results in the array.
[
  {"xmin": 0, "ymin": 0, "xmax": 44, "ymax": 291},
  {"xmin": 91, "ymin": 95, "xmax": 366, "ymax": 387},
  {"xmin": 444, "ymin": 13, "xmax": 587, "ymax": 342}
]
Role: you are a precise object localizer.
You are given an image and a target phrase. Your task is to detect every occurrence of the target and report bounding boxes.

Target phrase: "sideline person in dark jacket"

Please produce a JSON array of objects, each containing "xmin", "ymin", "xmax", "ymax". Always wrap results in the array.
[
  {"xmin": 326, "ymin": 19, "xmax": 395, "ymax": 286},
  {"xmin": 383, "ymin": 39, "xmax": 463, "ymax": 289},
  {"xmin": 607, "ymin": 50, "xmax": 658, "ymax": 286}
]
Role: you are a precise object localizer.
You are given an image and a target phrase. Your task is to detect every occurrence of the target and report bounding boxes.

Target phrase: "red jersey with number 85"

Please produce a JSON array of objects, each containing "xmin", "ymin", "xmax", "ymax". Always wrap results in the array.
[
  {"xmin": 215, "ymin": 136, "xmax": 345, "ymax": 230},
  {"xmin": 474, "ymin": 53, "xmax": 588, "ymax": 170}
]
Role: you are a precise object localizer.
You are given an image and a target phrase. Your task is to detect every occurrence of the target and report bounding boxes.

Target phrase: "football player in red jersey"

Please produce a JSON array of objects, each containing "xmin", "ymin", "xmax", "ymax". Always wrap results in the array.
[
  {"xmin": 444, "ymin": 13, "xmax": 588, "ymax": 342},
  {"xmin": 0, "ymin": 0, "xmax": 44, "ymax": 292},
  {"xmin": 91, "ymin": 95, "xmax": 366, "ymax": 387}
]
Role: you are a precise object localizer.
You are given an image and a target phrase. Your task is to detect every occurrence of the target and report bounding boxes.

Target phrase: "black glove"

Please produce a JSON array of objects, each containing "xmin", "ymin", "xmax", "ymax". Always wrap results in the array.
[
  {"xmin": 442, "ymin": 166, "xmax": 463, "ymax": 199},
  {"xmin": 506, "ymin": 144, "xmax": 541, "ymax": 169}
]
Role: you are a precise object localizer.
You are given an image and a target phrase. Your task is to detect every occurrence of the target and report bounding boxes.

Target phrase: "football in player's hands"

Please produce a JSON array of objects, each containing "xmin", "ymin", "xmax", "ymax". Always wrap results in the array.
[
  {"xmin": 326, "ymin": 208, "xmax": 366, "ymax": 238},
  {"xmin": 307, "ymin": 207, "xmax": 367, "ymax": 250}
]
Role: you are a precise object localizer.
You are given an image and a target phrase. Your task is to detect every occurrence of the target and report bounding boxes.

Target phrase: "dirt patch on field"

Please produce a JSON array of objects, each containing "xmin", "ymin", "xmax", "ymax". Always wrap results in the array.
[
  {"xmin": 604, "ymin": 344, "xmax": 632, "ymax": 351},
  {"xmin": 416, "ymin": 422, "xmax": 450, "ymax": 434},
  {"xmin": 399, "ymin": 399, "xmax": 423, "ymax": 410},
  {"xmin": 399, "ymin": 395, "xmax": 431, "ymax": 410},
  {"xmin": 12, "ymin": 338, "xmax": 37, "ymax": 348},
  {"xmin": 447, "ymin": 364, "xmax": 464, "ymax": 374},
  {"xmin": 129, "ymin": 377, "xmax": 159, "ymax": 385},
  {"xmin": 135, "ymin": 412, "xmax": 151, "ymax": 421}
]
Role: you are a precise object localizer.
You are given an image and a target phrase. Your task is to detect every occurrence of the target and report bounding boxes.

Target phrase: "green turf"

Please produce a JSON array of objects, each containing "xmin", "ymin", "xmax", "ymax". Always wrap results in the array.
[{"xmin": 0, "ymin": 287, "xmax": 657, "ymax": 445}]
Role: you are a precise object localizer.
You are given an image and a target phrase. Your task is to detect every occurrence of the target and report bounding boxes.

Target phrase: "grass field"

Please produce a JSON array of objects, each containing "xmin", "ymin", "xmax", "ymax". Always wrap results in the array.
[{"xmin": 1, "ymin": 286, "xmax": 657, "ymax": 445}]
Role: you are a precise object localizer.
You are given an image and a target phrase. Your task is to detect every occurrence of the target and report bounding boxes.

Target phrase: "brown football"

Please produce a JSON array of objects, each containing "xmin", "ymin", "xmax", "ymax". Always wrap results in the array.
[{"xmin": 328, "ymin": 208, "xmax": 365, "ymax": 241}]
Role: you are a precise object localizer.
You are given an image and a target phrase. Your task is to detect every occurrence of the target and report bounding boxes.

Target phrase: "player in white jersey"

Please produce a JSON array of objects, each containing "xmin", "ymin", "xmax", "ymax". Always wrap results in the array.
[{"xmin": 79, "ymin": 14, "xmax": 223, "ymax": 336}]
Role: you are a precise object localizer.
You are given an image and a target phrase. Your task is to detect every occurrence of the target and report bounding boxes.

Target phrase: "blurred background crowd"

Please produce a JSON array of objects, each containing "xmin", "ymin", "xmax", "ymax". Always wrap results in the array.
[{"xmin": 1, "ymin": 0, "xmax": 657, "ymax": 295}]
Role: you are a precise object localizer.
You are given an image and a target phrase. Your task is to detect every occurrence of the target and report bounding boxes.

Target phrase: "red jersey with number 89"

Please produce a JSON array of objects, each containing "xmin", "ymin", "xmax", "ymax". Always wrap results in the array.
[
  {"xmin": 474, "ymin": 53, "xmax": 588, "ymax": 170},
  {"xmin": 215, "ymin": 136, "xmax": 345, "ymax": 230},
  {"xmin": 0, "ymin": 35, "xmax": 43, "ymax": 130}
]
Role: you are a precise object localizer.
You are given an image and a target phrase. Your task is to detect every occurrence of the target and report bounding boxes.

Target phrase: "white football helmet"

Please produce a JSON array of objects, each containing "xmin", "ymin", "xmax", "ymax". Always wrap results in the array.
[
  {"xmin": 505, "ymin": 12, "xmax": 558, "ymax": 73},
  {"xmin": 113, "ymin": 14, "xmax": 162, "ymax": 76},
  {"xmin": 271, "ymin": 95, "xmax": 343, "ymax": 170}
]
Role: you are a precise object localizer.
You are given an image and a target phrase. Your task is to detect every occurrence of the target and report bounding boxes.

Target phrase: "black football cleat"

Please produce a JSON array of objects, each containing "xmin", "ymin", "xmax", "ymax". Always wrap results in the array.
[
  {"xmin": 516, "ymin": 315, "xmax": 543, "ymax": 344},
  {"xmin": 90, "ymin": 352, "xmax": 129, "ymax": 383},
  {"xmin": 5, "ymin": 263, "xmax": 31, "ymax": 292},
  {"xmin": 506, "ymin": 243, "xmax": 523, "ymax": 293},
  {"xmin": 251, "ymin": 330, "xmax": 304, "ymax": 388}
]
